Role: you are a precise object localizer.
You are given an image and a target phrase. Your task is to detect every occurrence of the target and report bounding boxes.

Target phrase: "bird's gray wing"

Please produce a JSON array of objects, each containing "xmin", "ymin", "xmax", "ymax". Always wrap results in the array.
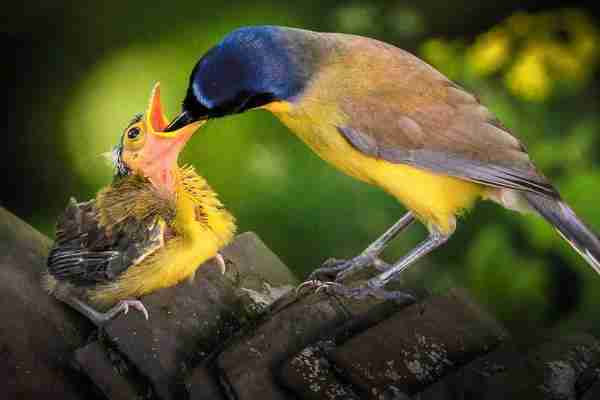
[{"xmin": 333, "ymin": 43, "xmax": 558, "ymax": 198}]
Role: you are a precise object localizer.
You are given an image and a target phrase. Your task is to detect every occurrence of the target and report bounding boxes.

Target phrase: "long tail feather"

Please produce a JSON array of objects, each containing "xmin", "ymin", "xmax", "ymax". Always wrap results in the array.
[{"xmin": 524, "ymin": 193, "xmax": 600, "ymax": 274}]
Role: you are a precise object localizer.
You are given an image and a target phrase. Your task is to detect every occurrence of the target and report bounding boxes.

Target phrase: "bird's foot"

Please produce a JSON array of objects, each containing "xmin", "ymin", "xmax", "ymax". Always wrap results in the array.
[
  {"xmin": 63, "ymin": 296, "xmax": 150, "ymax": 327},
  {"xmin": 372, "ymin": 257, "xmax": 392, "ymax": 272},
  {"xmin": 333, "ymin": 256, "xmax": 395, "ymax": 282},
  {"xmin": 295, "ymin": 279, "xmax": 415, "ymax": 304},
  {"xmin": 103, "ymin": 299, "xmax": 150, "ymax": 323},
  {"xmin": 295, "ymin": 279, "xmax": 341, "ymax": 296},
  {"xmin": 309, "ymin": 254, "xmax": 375, "ymax": 282},
  {"xmin": 322, "ymin": 280, "xmax": 417, "ymax": 303}
]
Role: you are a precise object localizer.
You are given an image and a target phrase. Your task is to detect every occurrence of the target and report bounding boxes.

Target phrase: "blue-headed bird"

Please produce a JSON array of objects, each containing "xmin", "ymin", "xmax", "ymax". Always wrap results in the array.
[
  {"xmin": 164, "ymin": 26, "xmax": 600, "ymax": 301},
  {"xmin": 44, "ymin": 83, "xmax": 236, "ymax": 325}
]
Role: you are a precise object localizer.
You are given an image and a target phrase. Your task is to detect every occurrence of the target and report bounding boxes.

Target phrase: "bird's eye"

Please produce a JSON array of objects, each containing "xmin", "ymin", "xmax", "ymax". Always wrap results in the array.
[{"xmin": 127, "ymin": 127, "xmax": 141, "ymax": 139}]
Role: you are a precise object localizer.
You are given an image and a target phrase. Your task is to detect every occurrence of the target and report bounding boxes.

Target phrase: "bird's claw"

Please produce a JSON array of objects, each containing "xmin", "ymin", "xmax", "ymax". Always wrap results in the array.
[
  {"xmin": 215, "ymin": 253, "xmax": 227, "ymax": 275},
  {"xmin": 307, "ymin": 258, "xmax": 348, "ymax": 281},
  {"xmin": 116, "ymin": 299, "xmax": 149, "ymax": 320},
  {"xmin": 326, "ymin": 281, "xmax": 417, "ymax": 303},
  {"xmin": 296, "ymin": 279, "xmax": 415, "ymax": 304},
  {"xmin": 309, "ymin": 255, "xmax": 373, "ymax": 282},
  {"xmin": 295, "ymin": 279, "xmax": 321, "ymax": 295},
  {"xmin": 315, "ymin": 281, "xmax": 344, "ymax": 295},
  {"xmin": 295, "ymin": 279, "xmax": 342, "ymax": 296}
]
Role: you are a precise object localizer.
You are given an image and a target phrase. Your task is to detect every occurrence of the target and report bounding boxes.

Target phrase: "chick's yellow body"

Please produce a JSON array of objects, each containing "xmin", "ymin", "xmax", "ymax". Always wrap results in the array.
[
  {"xmin": 90, "ymin": 166, "xmax": 236, "ymax": 306},
  {"xmin": 45, "ymin": 164, "xmax": 235, "ymax": 309}
]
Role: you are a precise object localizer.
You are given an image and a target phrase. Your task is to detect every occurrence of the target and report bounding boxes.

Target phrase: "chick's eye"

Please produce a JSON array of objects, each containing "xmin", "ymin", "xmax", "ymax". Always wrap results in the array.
[{"xmin": 127, "ymin": 127, "xmax": 141, "ymax": 139}]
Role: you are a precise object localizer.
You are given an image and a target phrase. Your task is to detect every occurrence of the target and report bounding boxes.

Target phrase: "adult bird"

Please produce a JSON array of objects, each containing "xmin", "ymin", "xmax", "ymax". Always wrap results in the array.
[
  {"xmin": 44, "ymin": 83, "xmax": 236, "ymax": 325},
  {"xmin": 165, "ymin": 26, "xmax": 600, "ymax": 300}
]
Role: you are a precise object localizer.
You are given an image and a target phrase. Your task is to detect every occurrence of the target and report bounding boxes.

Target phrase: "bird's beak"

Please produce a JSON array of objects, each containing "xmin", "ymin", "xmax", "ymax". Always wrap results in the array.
[
  {"xmin": 140, "ymin": 83, "xmax": 204, "ymax": 193},
  {"xmin": 146, "ymin": 83, "xmax": 203, "ymax": 138},
  {"xmin": 163, "ymin": 109, "xmax": 198, "ymax": 132}
]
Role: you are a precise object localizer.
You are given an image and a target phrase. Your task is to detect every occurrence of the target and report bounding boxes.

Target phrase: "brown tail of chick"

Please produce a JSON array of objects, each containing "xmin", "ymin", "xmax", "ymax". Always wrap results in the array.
[{"xmin": 524, "ymin": 192, "xmax": 600, "ymax": 275}]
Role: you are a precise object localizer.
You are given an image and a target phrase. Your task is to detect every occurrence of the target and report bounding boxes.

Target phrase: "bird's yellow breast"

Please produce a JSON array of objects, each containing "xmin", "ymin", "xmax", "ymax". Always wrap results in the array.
[{"xmin": 267, "ymin": 101, "xmax": 484, "ymax": 234}]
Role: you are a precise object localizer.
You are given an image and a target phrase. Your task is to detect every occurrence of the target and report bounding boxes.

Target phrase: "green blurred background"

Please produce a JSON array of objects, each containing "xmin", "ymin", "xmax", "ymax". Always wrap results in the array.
[{"xmin": 2, "ymin": 1, "xmax": 600, "ymax": 337}]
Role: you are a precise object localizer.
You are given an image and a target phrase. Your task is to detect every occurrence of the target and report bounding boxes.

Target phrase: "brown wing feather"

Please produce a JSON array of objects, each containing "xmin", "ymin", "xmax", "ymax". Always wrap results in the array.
[
  {"xmin": 323, "ymin": 33, "xmax": 558, "ymax": 198},
  {"xmin": 47, "ymin": 177, "xmax": 172, "ymax": 285}
]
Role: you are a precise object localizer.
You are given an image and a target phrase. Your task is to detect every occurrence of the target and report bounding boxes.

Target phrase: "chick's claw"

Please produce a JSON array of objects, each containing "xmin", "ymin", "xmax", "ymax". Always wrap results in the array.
[
  {"xmin": 115, "ymin": 299, "xmax": 149, "ymax": 320},
  {"xmin": 215, "ymin": 253, "xmax": 227, "ymax": 275}
]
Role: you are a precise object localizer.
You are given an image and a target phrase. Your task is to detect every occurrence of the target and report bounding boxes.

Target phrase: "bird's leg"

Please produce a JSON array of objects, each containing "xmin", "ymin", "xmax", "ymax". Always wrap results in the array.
[
  {"xmin": 308, "ymin": 212, "xmax": 415, "ymax": 282},
  {"xmin": 326, "ymin": 229, "xmax": 450, "ymax": 302},
  {"xmin": 62, "ymin": 296, "xmax": 149, "ymax": 327},
  {"xmin": 295, "ymin": 257, "xmax": 393, "ymax": 294},
  {"xmin": 372, "ymin": 257, "xmax": 392, "ymax": 272}
]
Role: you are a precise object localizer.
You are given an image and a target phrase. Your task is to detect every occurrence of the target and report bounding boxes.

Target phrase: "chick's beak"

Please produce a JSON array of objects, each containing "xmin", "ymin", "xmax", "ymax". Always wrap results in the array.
[
  {"xmin": 145, "ymin": 82, "xmax": 203, "ymax": 158},
  {"xmin": 141, "ymin": 83, "xmax": 203, "ymax": 191},
  {"xmin": 146, "ymin": 82, "xmax": 203, "ymax": 138}
]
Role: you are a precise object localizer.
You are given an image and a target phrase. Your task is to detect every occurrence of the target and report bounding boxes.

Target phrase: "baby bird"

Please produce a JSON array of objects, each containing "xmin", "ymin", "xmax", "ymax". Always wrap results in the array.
[{"xmin": 44, "ymin": 83, "xmax": 236, "ymax": 325}]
